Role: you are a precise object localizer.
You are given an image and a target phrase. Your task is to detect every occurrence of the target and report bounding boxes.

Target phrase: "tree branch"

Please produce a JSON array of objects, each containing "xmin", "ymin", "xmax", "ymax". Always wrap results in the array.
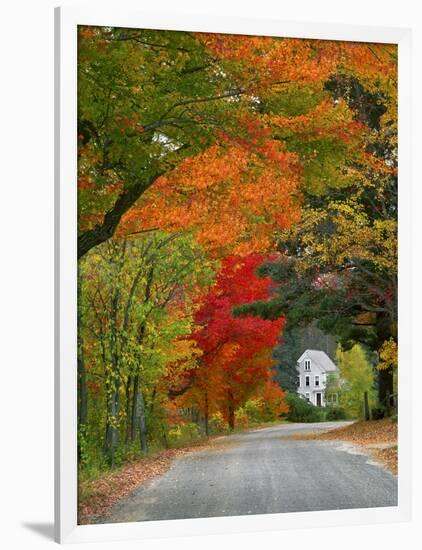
[
  {"xmin": 113, "ymin": 35, "xmax": 192, "ymax": 53},
  {"xmin": 78, "ymin": 171, "xmax": 165, "ymax": 259}
]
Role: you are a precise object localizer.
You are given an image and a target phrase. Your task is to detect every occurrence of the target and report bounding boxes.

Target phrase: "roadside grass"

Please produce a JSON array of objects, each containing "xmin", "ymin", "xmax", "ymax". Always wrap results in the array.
[{"xmin": 289, "ymin": 418, "xmax": 398, "ymax": 474}]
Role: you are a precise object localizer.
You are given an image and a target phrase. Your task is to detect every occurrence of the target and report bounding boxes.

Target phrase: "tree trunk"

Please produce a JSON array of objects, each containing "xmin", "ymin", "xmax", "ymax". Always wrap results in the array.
[
  {"xmin": 363, "ymin": 391, "xmax": 370, "ymax": 421},
  {"xmin": 125, "ymin": 375, "xmax": 132, "ymax": 446},
  {"xmin": 378, "ymin": 367, "xmax": 394, "ymax": 415},
  {"xmin": 138, "ymin": 391, "xmax": 148, "ymax": 453},
  {"xmin": 77, "ymin": 268, "xmax": 88, "ymax": 429},
  {"xmin": 104, "ymin": 386, "xmax": 119, "ymax": 466},
  {"xmin": 104, "ymin": 378, "xmax": 121, "ymax": 467},
  {"xmin": 109, "ymin": 390, "xmax": 118, "ymax": 467},
  {"xmin": 106, "ymin": 289, "xmax": 121, "ymax": 466},
  {"xmin": 228, "ymin": 391, "xmax": 235, "ymax": 431},
  {"xmin": 191, "ymin": 407, "xmax": 199, "ymax": 424},
  {"xmin": 204, "ymin": 391, "xmax": 209, "ymax": 436},
  {"xmin": 131, "ymin": 374, "xmax": 139, "ymax": 442},
  {"xmin": 77, "ymin": 347, "xmax": 88, "ymax": 429}
]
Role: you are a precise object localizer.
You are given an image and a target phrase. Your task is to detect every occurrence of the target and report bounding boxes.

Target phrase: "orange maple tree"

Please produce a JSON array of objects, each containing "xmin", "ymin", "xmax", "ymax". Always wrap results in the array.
[
  {"xmin": 119, "ymin": 139, "xmax": 301, "ymax": 256},
  {"xmin": 78, "ymin": 29, "xmax": 396, "ymax": 259}
]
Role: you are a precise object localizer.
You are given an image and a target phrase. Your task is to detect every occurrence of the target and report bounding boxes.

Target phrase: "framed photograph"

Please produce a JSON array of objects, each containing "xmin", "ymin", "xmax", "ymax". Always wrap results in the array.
[{"xmin": 55, "ymin": 6, "xmax": 411, "ymax": 544}]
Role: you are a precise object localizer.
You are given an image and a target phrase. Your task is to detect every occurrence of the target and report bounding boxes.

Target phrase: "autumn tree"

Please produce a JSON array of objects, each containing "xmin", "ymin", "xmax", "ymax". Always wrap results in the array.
[
  {"xmin": 246, "ymin": 379, "xmax": 289, "ymax": 423},
  {"xmin": 185, "ymin": 254, "xmax": 285, "ymax": 430},
  {"xmin": 78, "ymin": 28, "xmax": 397, "ymax": 259},
  {"xmin": 78, "ymin": 233, "xmax": 213, "ymax": 464},
  {"xmin": 119, "ymin": 139, "xmax": 301, "ymax": 256},
  {"xmin": 336, "ymin": 344, "xmax": 377, "ymax": 419},
  {"xmin": 233, "ymin": 42, "xmax": 397, "ymax": 410},
  {"xmin": 77, "ymin": 27, "xmax": 248, "ymax": 257},
  {"xmin": 76, "ymin": 30, "xmax": 399, "ymax": 483}
]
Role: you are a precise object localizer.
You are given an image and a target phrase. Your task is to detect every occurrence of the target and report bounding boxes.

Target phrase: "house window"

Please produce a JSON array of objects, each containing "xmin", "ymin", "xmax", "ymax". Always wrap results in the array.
[
  {"xmin": 305, "ymin": 392, "xmax": 310, "ymax": 401},
  {"xmin": 315, "ymin": 375, "xmax": 320, "ymax": 387},
  {"xmin": 304, "ymin": 359, "xmax": 311, "ymax": 371},
  {"xmin": 305, "ymin": 375, "xmax": 310, "ymax": 387},
  {"xmin": 297, "ymin": 376, "xmax": 301, "ymax": 387}
]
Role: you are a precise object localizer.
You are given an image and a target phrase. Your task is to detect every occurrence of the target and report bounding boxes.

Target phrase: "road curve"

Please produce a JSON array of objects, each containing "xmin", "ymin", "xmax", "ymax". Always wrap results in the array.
[{"xmin": 104, "ymin": 422, "xmax": 397, "ymax": 523}]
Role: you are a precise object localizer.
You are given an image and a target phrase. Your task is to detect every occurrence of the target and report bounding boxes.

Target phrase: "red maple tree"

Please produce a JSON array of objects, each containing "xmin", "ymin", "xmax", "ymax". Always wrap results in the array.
[{"xmin": 184, "ymin": 254, "xmax": 285, "ymax": 429}]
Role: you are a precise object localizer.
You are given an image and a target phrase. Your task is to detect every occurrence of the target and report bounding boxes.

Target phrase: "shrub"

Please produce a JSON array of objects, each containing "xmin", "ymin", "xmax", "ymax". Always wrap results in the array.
[
  {"xmin": 284, "ymin": 393, "xmax": 325, "ymax": 422},
  {"xmin": 244, "ymin": 399, "xmax": 263, "ymax": 424},
  {"xmin": 208, "ymin": 412, "xmax": 229, "ymax": 434},
  {"xmin": 168, "ymin": 422, "xmax": 201, "ymax": 447},
  {"xmin": 243, "ymin": 382, "xmax": 289, "ymax": 425},
  {"xmin": 77, "ymin": 424, "xmax": 111, "ymax": 476},
  {"xmin": 325, "ymin": 406, "xmax": 348, "ymax": 421},
  {"xmin": 235, "ymin": 408, "xmax": 249, "ymax": 428}
]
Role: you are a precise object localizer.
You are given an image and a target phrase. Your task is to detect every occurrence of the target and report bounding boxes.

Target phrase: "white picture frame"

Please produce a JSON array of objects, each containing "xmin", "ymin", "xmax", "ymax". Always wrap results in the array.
[{"xmin": 55, "ymin": 6, "xmax": 412, "ymax": 544}]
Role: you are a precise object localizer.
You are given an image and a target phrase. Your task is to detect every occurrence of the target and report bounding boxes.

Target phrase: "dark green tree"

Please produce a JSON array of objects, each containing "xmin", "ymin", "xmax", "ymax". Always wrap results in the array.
[{"xmin": 272, "ymin": 329, "xmax": 301, "ymax": 393}]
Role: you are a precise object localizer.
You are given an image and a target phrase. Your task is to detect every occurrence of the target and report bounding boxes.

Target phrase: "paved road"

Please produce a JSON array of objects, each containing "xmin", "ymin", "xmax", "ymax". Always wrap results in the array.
[{"xmin": 104, "ymin": 422, "xmax": 397, "ymax": 523}]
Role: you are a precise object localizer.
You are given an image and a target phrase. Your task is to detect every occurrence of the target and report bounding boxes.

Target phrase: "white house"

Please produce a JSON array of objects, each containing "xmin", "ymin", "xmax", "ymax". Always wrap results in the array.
[{"xmin": 296, "ymin": 349, "xmax": 338, "ymax": 407}]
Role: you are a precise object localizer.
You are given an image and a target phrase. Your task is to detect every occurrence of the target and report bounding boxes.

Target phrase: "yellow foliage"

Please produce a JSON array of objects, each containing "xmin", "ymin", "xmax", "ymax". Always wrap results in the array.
[{"xmin": 378, "ymin": 338, "xmax": 397, "ymax": 371}]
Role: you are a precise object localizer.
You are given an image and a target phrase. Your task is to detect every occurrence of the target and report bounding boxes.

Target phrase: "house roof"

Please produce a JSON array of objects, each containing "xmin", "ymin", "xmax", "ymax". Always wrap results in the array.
[{"xmin": 297, "ymin": 349, "xmax": 337, "ymax": 372}]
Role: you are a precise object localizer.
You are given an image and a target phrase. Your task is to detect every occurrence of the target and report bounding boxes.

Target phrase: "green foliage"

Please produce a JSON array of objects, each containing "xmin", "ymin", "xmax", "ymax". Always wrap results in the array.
[
  {"xmin": 77, "ymin": 424, "xmax": 90, "ymax": 469},
  {"xmin": 168, "ymin": 423, "xmax": 202, "ymax": 447},
  {"xmin": 325, "ymin": 406, "xmax": 348, "ymax": 421},
  {"xmin": 78, "ymin": 26, "xmax": 249, "ymax": 241},
  {"xmin": 260, "ymin": 85, "xmax": 326, "ymax": 118},
  {"xmin": 241, "ymin": 396, "xmax": 288, "ymax": 425},
  {"xmin": 243, "ymin": 399, "xmax": 263, "ymax": 424},
  {"xmin": 234, "ymin": 408, "xmax": 249, "ymax": 428},
  {"xmin": 208, "ymin": 412, "xmax": 229, "ymax": 435},
  {"xmin": 325, "ymin": 74, "xmax": 387, "ymax": 130},
  {"xmin": 336, "ymin": 344, "xmax": 376, "ymax": 419},
  {"xmin": 78, "ymin": 232, "xmax": 214, "ymax": 468},
  {"xmin": 324, "ymin": 372, "xmax": 342, "ymax": 405},
  {"xmin": 272, "ymin": 330, "xmax": 301, "ymax": 393},
  {"xmin": 284, "ymin": 393, "xmax": 325, "ymax": 423}
]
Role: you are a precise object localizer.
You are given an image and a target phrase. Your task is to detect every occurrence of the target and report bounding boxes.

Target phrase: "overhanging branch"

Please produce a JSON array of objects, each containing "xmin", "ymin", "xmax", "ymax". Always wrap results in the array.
[{"xmin": 78, "ymin": 171, "xmax": 164, "ymax": 259}]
